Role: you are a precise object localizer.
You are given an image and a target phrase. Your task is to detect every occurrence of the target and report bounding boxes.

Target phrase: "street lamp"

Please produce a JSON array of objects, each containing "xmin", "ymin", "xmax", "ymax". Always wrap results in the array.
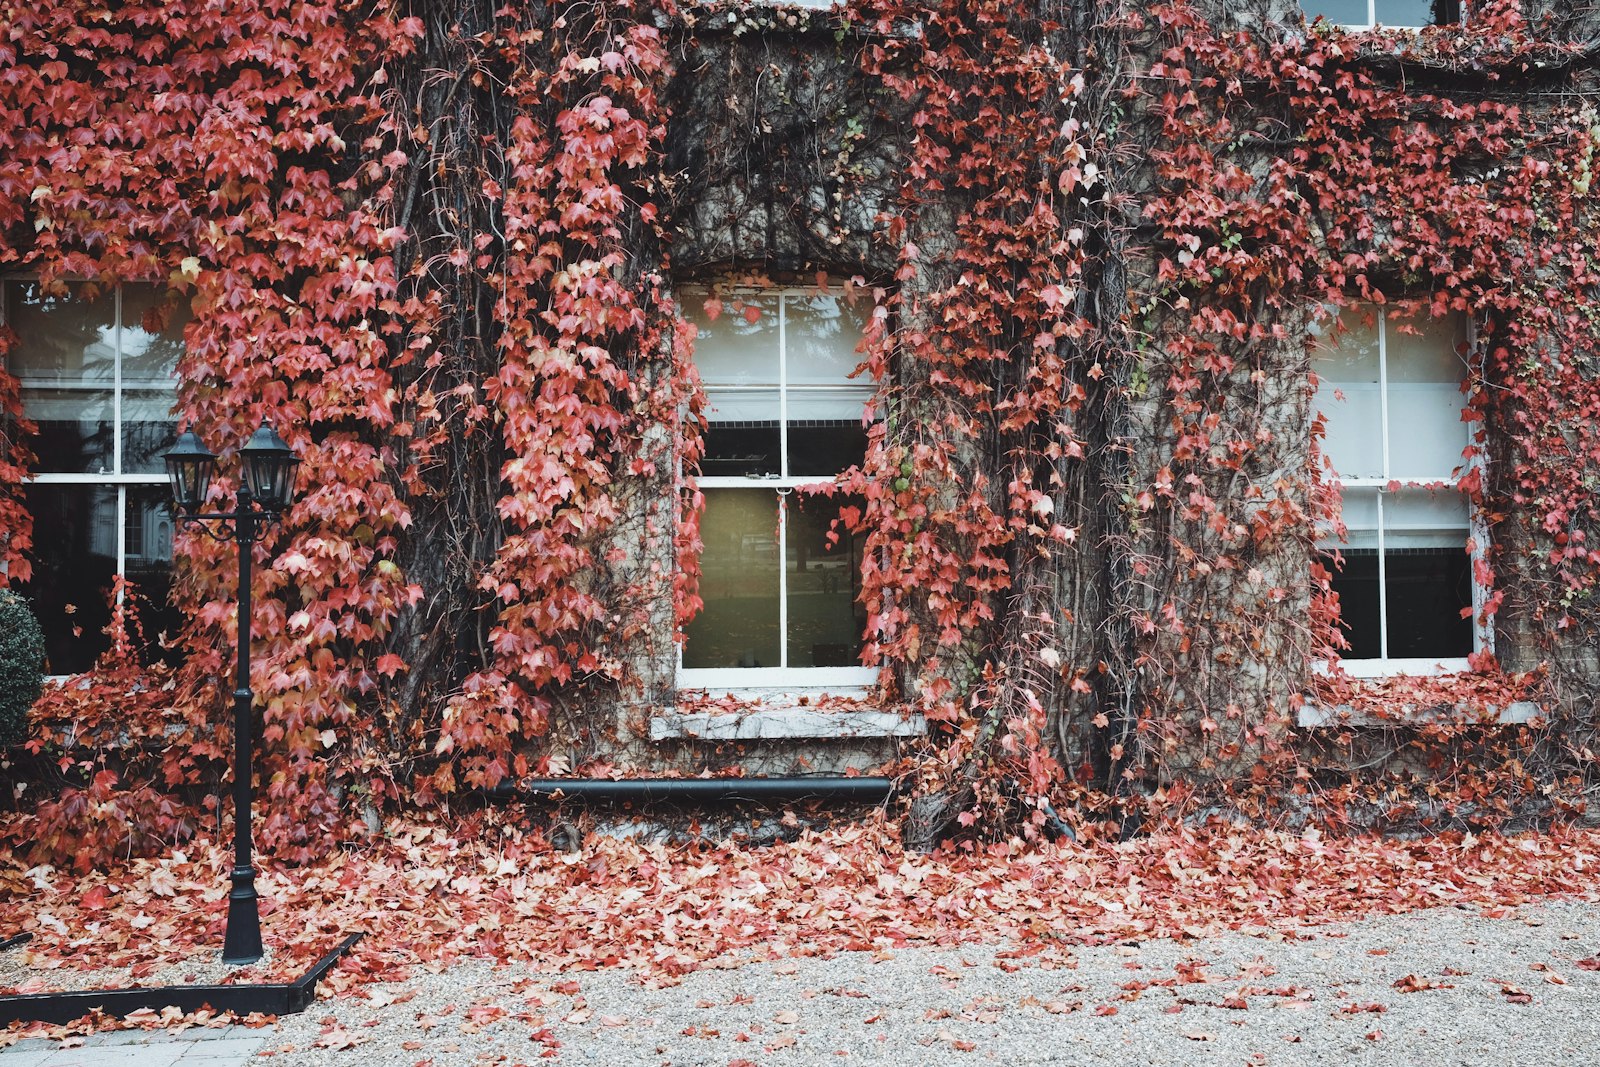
[{"xmin": 162, "ymin": 422, "xmax": 299, "ymax": 965}]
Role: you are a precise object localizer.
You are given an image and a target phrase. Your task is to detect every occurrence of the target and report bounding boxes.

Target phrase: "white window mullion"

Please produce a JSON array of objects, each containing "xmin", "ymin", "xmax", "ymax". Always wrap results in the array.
[
  {"xmin": 25, "ymin": 473, "xmax": 167, "ymax": 485},
  {"xmin": 777, "ymin": 490, "xmax": 788, "ymax": 670},
  {"xmin": 1377, "ymin": 316, "xmax": 1391, "ymax": 484},
  {"xmin": 112, "ymin": 285, "xmax": 123, "ymax": 477},
  {"xmin": 777, "ymin": 296, "xmax": 789, "ymax": 668},
  {"xmin": 1376, "ymin": 317, "xmax": 1389, "ymax": 661},
  {"xmin": 1375, "ymin": 492, "xmax": 1388, "ymax": 660},
  {"xmin": 115, "ymin": 484, "xmax": 128, "ymax": 609},
  {"xmin": 778, "ymin": 295, "xmax": 789, "ymax": 477},
  {"xmin": 112, "ymin": 286, "xmax": 128, "ymax": 613},
  {"xmin": 113, "ymin": 286, "xmax": 128, "ymax": 612}
]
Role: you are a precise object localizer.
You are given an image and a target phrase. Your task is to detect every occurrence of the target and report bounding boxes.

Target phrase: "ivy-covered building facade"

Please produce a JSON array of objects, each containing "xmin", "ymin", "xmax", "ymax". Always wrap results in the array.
[{"xmin": 3, "ymin": 0, "xmax": 1599, "ymax": 849}]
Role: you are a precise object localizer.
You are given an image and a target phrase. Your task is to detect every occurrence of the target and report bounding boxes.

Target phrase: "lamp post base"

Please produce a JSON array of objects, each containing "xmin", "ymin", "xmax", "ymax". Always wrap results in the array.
[{"xmin": 221, "ymin": 865, "xmax": 263, "ymax": 965}]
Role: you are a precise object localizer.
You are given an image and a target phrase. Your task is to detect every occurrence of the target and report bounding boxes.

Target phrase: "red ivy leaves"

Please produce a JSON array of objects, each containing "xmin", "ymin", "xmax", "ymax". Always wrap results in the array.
[
  {"xmin": 1142, "ymin": 0, "xmax": 1600, "ymax": 816},
  {"xmin": 5, "ymin": 0, "xmax": 1600, "ymax": 865},
  {"xmin": 0, "ymin": 0, "xmax": 417, "ymax": 861}
]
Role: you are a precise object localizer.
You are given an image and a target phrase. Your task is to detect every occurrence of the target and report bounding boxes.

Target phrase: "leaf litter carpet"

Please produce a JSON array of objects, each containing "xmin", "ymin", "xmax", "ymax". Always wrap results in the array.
[{"xmin": 4, "ymin": 816, "xmax": 1598, "ymax": 1005}]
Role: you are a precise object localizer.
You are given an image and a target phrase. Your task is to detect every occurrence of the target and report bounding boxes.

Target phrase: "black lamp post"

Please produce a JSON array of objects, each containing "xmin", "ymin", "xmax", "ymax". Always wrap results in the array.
[{"xmin": 162, "ymin": 423, "xmax": 299, "ymax": 965}]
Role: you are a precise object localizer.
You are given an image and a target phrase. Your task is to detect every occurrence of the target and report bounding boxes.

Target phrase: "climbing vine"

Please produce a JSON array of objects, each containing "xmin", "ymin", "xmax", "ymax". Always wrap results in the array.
[
  {"xmin": 3, "ymin": 0, "xmax": 1600, "ymax": 864},
  {"xmin": 1136, "ymin": 0, "xmax": 1600, "ymax": 824}
]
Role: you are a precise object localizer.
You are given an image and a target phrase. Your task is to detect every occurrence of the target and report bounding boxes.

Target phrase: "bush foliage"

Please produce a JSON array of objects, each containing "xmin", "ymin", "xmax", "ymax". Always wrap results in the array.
[{"xmin": 0, "ymin": 590, "xmax": 45, "ymax": 747}]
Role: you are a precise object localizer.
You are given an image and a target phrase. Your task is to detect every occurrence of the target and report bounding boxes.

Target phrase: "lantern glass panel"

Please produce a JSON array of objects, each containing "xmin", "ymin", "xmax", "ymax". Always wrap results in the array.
[
  {"xmin": 162, "ymin": 433, "xmax": 215, "ymax": 514},
  {"xmin": 243, "ymin": 452, "xmax": 296, "ymax": 510},
  {"xmin": 239, "ymin": 425, "xmax": 297, "ymax": 510}
]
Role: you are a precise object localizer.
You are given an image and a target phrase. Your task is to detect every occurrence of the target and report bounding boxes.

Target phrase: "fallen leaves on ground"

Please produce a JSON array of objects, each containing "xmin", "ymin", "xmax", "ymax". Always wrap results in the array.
[
  {"xmin": 2, "ymin": 816, "xmax": 1599, "ymax": 1006},
  {"xmin": 1498, "ymin": 982, "xmax": 1535, "ymax": 1003}
]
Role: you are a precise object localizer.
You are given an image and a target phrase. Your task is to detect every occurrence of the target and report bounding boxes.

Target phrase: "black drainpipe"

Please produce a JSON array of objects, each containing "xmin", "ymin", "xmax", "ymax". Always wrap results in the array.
[{"xmin": 485, "ymin": 776, "xmax": 896, "ymax": 805}]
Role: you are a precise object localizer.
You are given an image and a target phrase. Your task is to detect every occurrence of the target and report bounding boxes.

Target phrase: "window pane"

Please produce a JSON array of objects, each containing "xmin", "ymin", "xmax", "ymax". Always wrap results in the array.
[
  {"xmin": 17, "ymin": 484, "xmax": 180, "ymax": 673},
  {"xmin": 787, "ymin": 381, "xmax": 871, "ymax": 477},
  {"xmin": 1384, "ymin": 314, "xmax": 1468, "ymax": 480},
  {"xmin": 1315, "ymin": 381, "xmax": 1383, "ymax": 479},
  {"xmin": 4, "ymin": 281, "xmax": 116, "ymax": 385},
  {"xmin": 1303, "ymin": 1, "xmax": 1370, "ymax": 24},
  {"xmin": 1386, "ymin": 316, "xmax": 1465, "ymax": 383},
  {"xmin": 1321, "ymin": 547, "xmax": 1475, "ymax": 662},
  {"xmin": 784, "ymin": 294, "xmax": 868, "ymax": 385},
  {"xmin": 122, "ymin": 390, "xmax": 178, "ymax": 475},
  {"xmin": 786, "ymin": 295, "xmax": 870, "ymax": 478},
  {"xmin": 9, "ymin": 283, "xmax": 182, "ymax": 475},
  {"xmin": 1322, "ymin": 486, "xmax": 1379, "ymax": 546},
  {"xmin": 20, "ymin": 483, "xmax": 118, "ymax": 674},
  {"xmin": 1386, "ymin": 383, "xmax": 1466, "ymax": 480},
  {"xmin": 1313, "ymin": 310, "xmax": 1380, "ymax": 382},
  {"xmin": 1385, "ymin": 548, "xmax": 1472, "ymax": 658},
  {"xmin": 24, "ymin": 387, "xmax": 116, "ymax": 474},
  {"xmin": 1314, "ymin": 311, "xmax": 1382, "ymax": 478},
  {"xmin": 686, "ymin": 294, "xmax": 779, "ymax": 385},
  {"xmin": 683, "ymin": 488, "xmax": 781, "ymax": 669},
  {"xmin": 1382, "ymin": 487, "xmax": 1468, "ymax": 548},
  {"xmin": 1375, "ymin": 0, "xmax": 1436, "ymax": 26},
  {"xmin": 701, "ymin": 420, "xmax": 781, "ymax": 477},
  {"xmin": 1323, "ymin": 548, "xmax": 1381, "ymax": 660},
  {"xmin": 119, "ymin": 287, "xmax": 187, "ymax": 384},
  {"xmin": 125, "ymin": 485, "xmax": 184, "ymax": 666},
  {"xmin": 786, "ymin": 493, "xmax": 867, "ymax": 667},
  {"xmin": 789, "ymin": 419, "xmax": 868, "ymax": 479},
  {"xmin": 1322, "ymin": 487, "xmax": 1470, "ymax": 661}
]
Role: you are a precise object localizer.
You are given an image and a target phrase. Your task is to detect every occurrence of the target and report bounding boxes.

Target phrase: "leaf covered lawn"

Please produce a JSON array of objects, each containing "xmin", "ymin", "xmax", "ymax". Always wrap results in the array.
[{"xmin": 3, "ymin": 815, "xmax": 1597, "ymax": 996}]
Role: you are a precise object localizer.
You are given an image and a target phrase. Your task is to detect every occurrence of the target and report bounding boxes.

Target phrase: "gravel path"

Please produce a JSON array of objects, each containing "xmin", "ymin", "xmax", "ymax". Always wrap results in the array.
[
  {"xmin": 219, "ymin": 898, "xmax": 1600, "ymax": 1066},
  {"xmin": 5, "ymin": 897, "xmax": 1598, "ymax": 1065}
]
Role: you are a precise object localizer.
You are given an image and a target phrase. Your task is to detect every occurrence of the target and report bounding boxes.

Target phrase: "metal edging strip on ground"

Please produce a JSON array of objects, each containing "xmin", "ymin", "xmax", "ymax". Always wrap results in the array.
[{"xmin": 0, "ymin": 932, "xmax": 363, "ymax": 1027}]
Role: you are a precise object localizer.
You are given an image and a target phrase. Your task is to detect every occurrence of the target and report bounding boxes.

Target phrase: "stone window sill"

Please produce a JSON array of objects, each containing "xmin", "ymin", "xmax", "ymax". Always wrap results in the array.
[
  {"xmin": 670, "ymin": 4, "xmax": 922, "ymax": 41},
  {"xmin": 1298, "ymin": 701, "xmax": 1542, "ymax": 728},
  {"xmin": 656, "ymin": 691, "xmax": 923, "ymax": 741}
]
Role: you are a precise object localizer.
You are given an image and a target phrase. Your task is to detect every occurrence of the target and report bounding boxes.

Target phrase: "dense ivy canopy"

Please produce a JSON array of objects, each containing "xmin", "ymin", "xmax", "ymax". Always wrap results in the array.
[{"xmin": 1, "ymin": 0, "xmax": 1598, "ymax": 863}]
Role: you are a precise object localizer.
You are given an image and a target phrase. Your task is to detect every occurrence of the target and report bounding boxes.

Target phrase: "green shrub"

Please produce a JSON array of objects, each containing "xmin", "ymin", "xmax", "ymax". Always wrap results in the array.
[{"xmin": 0, "ymin": 589, "xmax": 46, "ymax": 746}]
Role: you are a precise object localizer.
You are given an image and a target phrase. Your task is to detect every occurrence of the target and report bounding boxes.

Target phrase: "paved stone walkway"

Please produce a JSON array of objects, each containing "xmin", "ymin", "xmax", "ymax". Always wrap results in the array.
[{"xmin": 0, "ymin": 1026, "xmax": 262, "ymax": 1066}]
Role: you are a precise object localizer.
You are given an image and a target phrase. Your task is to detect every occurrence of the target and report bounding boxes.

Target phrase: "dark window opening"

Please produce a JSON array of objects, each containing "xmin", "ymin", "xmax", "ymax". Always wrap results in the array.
[{"xmin": 1321, "ymin": 547, "xmax": 1473, "ymax": 661}]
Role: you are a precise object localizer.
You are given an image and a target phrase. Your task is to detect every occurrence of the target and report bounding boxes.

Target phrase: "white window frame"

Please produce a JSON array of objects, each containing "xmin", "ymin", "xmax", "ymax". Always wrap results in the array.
[
  {"xmin": 1304, "ymin": 0, "xmax": 1461, "ymax": 31},
  {"xmin": 1, "ymin": 279, "xmax": 180, "ymax": 674},
  {"xmin": 678, "ymin": 285, "xmax": 877, "ymax": 695},
  {"xmin": 1314, "ymin": 307, "xmax": 1489, "ymax": 678}
]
